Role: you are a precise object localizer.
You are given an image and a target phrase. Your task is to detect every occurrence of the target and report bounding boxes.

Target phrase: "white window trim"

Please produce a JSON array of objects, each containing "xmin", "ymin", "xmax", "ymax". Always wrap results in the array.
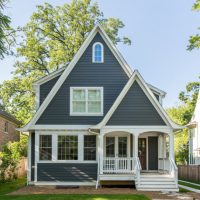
[
  {"xmin": 92, "ymin": 42, "xmax": 104, "ymax": 63},
  {"xmin": 35, "ymin": 131, "xmax": 98, "ymax": 164},
  {"xmin": 70, "ymin": 87, "xmax": 104, "ymax": 116}
]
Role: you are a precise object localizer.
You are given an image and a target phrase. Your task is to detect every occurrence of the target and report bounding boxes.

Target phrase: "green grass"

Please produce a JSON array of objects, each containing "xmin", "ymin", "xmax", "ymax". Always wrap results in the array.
[
  {"xmin": 0, "ymin": 178, "xmax": 26, "ymax": 195},
  {"xmin": 178, "ymin": 181, "xmax": 200, "ymax": 190},
  {"xmin": 179, "ymin": 187, "xmax": 190, "ymax": 193},
  {"xmin": 0, "ymin": 194, "xmax": 150, "ymax": 200},
  {"xmin": 0, "ymin": 178, "xmax": 149, "ymax": 200}
]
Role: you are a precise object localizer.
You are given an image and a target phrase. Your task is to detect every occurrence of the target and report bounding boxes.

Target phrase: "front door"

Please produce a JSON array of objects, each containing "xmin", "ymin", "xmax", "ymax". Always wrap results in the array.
[
  {"xmin": 106, "ymin": 136, "xmax": 128, "ymax": 158},
  {"xmin": 138, "ymin": 138, "xmax": 147, "ymax": 170},
  {"xmin": 148, "ymin": 137, "xmax": 158, "ymax": 170}
]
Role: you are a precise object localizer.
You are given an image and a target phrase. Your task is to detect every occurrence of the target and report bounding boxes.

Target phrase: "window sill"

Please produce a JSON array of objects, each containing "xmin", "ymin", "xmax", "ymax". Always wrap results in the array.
[{"xmin": 70, "ymin": 113, "xmax": 103, "ymax": 117}]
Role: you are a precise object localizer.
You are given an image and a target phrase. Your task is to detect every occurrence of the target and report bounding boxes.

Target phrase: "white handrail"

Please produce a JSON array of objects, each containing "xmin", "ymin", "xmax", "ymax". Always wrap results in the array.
[
  {"xmin": 135, "ymin": 157, "xmax": 141, "ymax": 187},
  {"xmin": 169, "ymin": 158, "xmax": 178, "ymax": 187}
]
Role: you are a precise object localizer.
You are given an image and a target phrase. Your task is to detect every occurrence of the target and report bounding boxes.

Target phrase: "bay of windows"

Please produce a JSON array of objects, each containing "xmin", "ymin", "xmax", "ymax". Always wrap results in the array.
[{"xmin": 70, "ymin": 87, "xmax": 103, "ymax": 116}]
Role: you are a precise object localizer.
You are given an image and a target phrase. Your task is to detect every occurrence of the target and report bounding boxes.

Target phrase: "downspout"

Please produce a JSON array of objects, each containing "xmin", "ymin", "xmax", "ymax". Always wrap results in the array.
[{"xmin": 88, "ymin": 128, "xmax": 100, "ymax": 189}]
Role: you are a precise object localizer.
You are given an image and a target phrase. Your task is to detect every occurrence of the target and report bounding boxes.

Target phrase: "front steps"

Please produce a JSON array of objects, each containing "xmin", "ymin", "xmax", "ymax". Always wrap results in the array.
[{"xmin": 136, "ymin": 174, "xmax": 179, "ymax": 192}]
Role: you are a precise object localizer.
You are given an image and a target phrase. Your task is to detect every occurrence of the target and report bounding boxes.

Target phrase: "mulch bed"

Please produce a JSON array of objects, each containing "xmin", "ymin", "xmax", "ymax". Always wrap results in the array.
[{"xmin": 9, "ymin": 186, "xmax": 200, "ymax": 200}]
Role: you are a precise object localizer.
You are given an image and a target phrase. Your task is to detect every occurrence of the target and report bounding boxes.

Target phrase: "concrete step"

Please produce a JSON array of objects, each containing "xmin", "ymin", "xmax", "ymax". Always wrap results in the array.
[
  {"xmin": 139, "ymin": 182, "xmax": 176, "ymax": 185},
  {"xmin": 137, "ymin": 188, "xmax": 179, "ymax": 192}
]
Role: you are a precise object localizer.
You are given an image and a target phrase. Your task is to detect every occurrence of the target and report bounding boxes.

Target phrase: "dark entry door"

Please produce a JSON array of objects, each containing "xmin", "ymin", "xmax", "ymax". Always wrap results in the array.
[
  {"xmin": 148, "ymin": 137, "xmax": 158, "ymax": 170},
  {"xmin": 138, "ymin": 138, "xmax": 146, "ymax": 170}
]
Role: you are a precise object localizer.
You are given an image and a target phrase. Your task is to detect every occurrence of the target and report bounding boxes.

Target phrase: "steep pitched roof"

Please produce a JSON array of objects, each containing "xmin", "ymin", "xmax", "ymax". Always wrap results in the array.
[
  {"xmin": 0, "ymin": 109, "xmax": 20, "ymax": 125},
  {"xmin": 20, "ymin": 23, "xmax": 134, "ymax": 131},
  {"xmin": 91, "ymin": 70, "xmax": 183, "ymax": 130}
]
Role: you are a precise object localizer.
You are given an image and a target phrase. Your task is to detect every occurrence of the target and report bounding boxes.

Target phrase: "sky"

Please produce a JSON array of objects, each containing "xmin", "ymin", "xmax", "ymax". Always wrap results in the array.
[{"xmin": 0, "ymin": 0, "xmax": 199, "ymax": 108}]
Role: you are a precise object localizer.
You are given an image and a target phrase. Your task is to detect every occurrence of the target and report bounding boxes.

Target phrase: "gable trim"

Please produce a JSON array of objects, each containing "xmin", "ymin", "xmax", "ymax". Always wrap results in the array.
[{"xmin": 91, "ymin": 70, "xmax": 183, "ymax": 130}]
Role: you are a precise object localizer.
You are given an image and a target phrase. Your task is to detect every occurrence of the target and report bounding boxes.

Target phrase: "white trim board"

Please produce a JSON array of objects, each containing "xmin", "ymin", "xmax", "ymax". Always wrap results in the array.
[{"xmin": 91, "ymin": 70, "xmax": 183, "ymax": 131}]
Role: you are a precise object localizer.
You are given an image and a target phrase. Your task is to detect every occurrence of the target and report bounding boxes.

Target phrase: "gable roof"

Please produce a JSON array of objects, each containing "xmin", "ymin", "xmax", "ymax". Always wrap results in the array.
[
  {"xmin": 91, "ymin": 70, "xmax": 183, "ymax": 131},
  {"xmin": 20, "ymin": 23, "xmax": 134, "ymax": 131},
  {"xmin": 0, "ymin": 109, "xmax": 20, "ymax": 125}
]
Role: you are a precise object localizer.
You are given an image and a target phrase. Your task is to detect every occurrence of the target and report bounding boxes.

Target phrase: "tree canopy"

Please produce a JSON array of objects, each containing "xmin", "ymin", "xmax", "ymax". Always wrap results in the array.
[
  {"xmin": 188, "ymin": 0, "xmax": 200, "ymax": 50},
  {"xmin": 0, "ymin": 0, "xmax": 131, "ymax": 125},
  {"xmin": 0, "ymin": 0, "xmax": 12, "ymax": 59},
  {"xmin": 167, "ymin": 79, "xmax": 199, "ymax": 164}
]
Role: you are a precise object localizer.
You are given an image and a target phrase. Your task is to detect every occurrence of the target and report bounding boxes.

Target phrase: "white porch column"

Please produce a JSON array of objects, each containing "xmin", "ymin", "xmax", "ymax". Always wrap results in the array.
[
  {"xmin": 134, "ymin": 134, "xmax": 138, "ymax": 158},
  {"xmin": 99, "ymin": 133, "xmax": 104, "ymax": 174},
  {"xmin": 169, "ymin": 132, "xmax": 175, "ymax": 160}
]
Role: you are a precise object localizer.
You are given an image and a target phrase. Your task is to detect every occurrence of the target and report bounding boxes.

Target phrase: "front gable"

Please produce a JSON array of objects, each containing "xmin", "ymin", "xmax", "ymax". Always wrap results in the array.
[
  {"xmin": 36, "ymin": 32, "xmax": 129, "ymax": 125},
  {"xmin": 107, "ymin": 81, "xmax": 166, "ymax": 126}
]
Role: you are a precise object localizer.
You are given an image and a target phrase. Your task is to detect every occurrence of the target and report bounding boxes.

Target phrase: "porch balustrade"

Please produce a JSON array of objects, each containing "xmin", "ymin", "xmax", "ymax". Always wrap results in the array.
[{"xmin": 102, "ymin": 157, "xmax": 138, "ymax": 174}]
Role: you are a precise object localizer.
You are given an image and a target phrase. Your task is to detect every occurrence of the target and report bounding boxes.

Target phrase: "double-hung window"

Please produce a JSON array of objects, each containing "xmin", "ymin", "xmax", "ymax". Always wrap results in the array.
[
  {"xmin": 39, "ymin": 135, "xmax": 52, "ymax": 160},
  {"xmin": 70, "ymin": 87, "xmax": 103, "ymax": 116}
]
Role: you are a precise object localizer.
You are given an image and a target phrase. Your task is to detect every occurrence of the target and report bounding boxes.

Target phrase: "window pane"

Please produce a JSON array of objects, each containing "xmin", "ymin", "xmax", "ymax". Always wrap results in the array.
[
  {"xmin": 39, "ymin": 135, "xmax": 52, "ymax": 161},
  {"xmin": 73, "ymin": 89, "xmax": 85, "ymax": 101},
  {"xmin": 88, "ymin": 101, "xmax": 101, "ymax": 113},
  {"xmin": 94, "ymin": 44, "xmax": 102, "ymax": 62},
  {"xmin": 84, "ymin": 135, "xmax": 96, "ymax": 161},
  {"xmin": 88, "ymin": 90, "xmax": 101, "ymax": 101},
  {"xmin": 58, "ymin": 136, "xmax": 78, "ymax": 160},
  {"xmin": 73, "ymin": 101, "xmax": 86, "ymax": 112},
  {"xmin": 106, "ymin": 137, "xmax": 115, "ymax": 157}
]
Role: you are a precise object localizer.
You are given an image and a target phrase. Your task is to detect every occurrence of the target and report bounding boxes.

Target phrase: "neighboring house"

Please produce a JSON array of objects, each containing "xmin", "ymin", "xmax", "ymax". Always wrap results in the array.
[
  {"xmin": 188, "ymin": 91, "xmax": 200, "ymax": 165},
  {"xmin": 19, "ymin": 24, "xmax": 183, "ymax": 191},
  {"xmin": 0, "ymin": 108, "xmax": 20, "ymax": 151}
]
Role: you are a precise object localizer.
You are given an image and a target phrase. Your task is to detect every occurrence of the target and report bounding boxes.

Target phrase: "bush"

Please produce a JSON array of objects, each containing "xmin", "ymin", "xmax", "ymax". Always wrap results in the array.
[{"xmin": 0, "ymin": 135, "xmax": 27, "ymax": 182}]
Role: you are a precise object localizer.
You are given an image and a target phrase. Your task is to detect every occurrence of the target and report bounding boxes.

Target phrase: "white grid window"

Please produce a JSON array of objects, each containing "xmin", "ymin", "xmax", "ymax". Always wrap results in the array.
[
  {"xmin": 70, "ymin": 87, "xmax": 103, "ymax": 116},
  {"xmin": 57, "ymin": 136, "xmax": 78, "ymax": 160},
  {"xmin": 39, "ymin": 135, "xmax": 52, "ymax": 160}
]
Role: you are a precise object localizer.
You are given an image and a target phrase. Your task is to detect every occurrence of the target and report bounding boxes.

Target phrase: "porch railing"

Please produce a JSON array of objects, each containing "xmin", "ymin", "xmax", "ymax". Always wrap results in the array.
[{"xmin": 103, "ymin": 157, "xmax": 138, "ymax": 174}]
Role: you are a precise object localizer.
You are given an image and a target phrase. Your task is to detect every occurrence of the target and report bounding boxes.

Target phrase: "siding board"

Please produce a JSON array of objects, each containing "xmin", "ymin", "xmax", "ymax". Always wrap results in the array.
[
  {"xmin": 37, "ymin": 163, "xmax": 97, "ymax": 182},
  {"xmin": 107, "ymin": 81, "xmax": 166, "ymax": 126}
]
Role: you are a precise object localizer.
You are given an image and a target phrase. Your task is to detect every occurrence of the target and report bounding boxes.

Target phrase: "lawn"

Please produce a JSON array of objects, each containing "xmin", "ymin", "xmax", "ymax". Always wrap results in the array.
[
  {"xmin": 179, "ymin": 180, "xmax": 200, "ymax": 190},
  {"xmin": 0, "ymin": 194, "xmax": 150, "ymax": 200},
  {"xmin": 0, "ymin": 178, "xmax": 150, "ymax": 200}
]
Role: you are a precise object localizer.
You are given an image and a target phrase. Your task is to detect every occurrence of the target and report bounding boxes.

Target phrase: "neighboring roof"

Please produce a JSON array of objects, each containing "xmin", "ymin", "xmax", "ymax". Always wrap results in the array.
[
  {"xmin": 91, "ymin": 70, "xmax": 183, "ymax": 131},
  {"xmin": 19, "ymin": 23, "xmax": 169, "ymax": 131},
  {"xmin": 0, "ymin": 109, "xmax": 20, "ymax": 125}
]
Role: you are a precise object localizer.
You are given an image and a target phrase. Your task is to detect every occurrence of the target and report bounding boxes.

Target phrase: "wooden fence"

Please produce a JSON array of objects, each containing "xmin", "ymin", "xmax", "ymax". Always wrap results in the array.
[{"xmin": 178, "ymin": 165, "xmax": 200, "ymax": 183}]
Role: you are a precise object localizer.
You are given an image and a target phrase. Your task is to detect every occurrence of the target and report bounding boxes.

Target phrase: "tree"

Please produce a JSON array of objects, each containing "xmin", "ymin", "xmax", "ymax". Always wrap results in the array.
[
  {"xmin": 167, "ymin": 79, "xmax": 199, "ymax": 164},
  {"xmin": 0, "ymin": 0, "xmax": 12, "ymax": 59},
  {"xmin": 188, "ymin": 0, "xmax": 200, "ymax": 50},
  {"xmin": 0, "ymin": 0, "xmax": 131, "ymax": 125}
]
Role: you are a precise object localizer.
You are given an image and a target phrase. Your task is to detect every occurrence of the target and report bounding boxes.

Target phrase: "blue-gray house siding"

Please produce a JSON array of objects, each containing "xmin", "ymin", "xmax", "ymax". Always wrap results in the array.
[
  {"xmin": 37, "ymin": 163, "xmax": 97, "ymax": 182},
  {"xmin": 40, "ymin": 76, "xmax": 60, "ymax": 105},
  {"xmin": 107, "ymin": 81, "xmax": 166, "ymax": 126},
  {"xmin": 36, "ymin": 33, "xmax": 129, "ymax": 125}
]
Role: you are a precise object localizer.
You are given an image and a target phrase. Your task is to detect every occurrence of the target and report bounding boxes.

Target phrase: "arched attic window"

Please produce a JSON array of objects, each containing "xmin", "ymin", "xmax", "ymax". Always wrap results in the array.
[{"xmin": 92, "ymin": 42, "xmax": 104, "ymax": 63}]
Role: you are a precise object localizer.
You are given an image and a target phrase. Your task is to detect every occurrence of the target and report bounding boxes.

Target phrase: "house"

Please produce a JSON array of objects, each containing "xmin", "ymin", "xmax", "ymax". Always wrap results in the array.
[
  {"xmin": 19, "ymin": 24, "xmax": 183, "ymax": 191},
  {"xmin": 0, "ymin": 108, "xmax": 20, "ymax": 151},
  {"xmin": 188, "ymin": 91, "xmax": 200, "ymax": 165}
]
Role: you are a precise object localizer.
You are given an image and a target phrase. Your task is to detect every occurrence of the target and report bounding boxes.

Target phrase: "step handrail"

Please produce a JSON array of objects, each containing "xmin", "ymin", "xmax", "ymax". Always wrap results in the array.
[
  {"xmin": 135, "ymin": 157, "xmax": 141, "ymax": 187},
  {"xmin": 169, "ymin": 158, "xmax": 178, "ymax": 187}
]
